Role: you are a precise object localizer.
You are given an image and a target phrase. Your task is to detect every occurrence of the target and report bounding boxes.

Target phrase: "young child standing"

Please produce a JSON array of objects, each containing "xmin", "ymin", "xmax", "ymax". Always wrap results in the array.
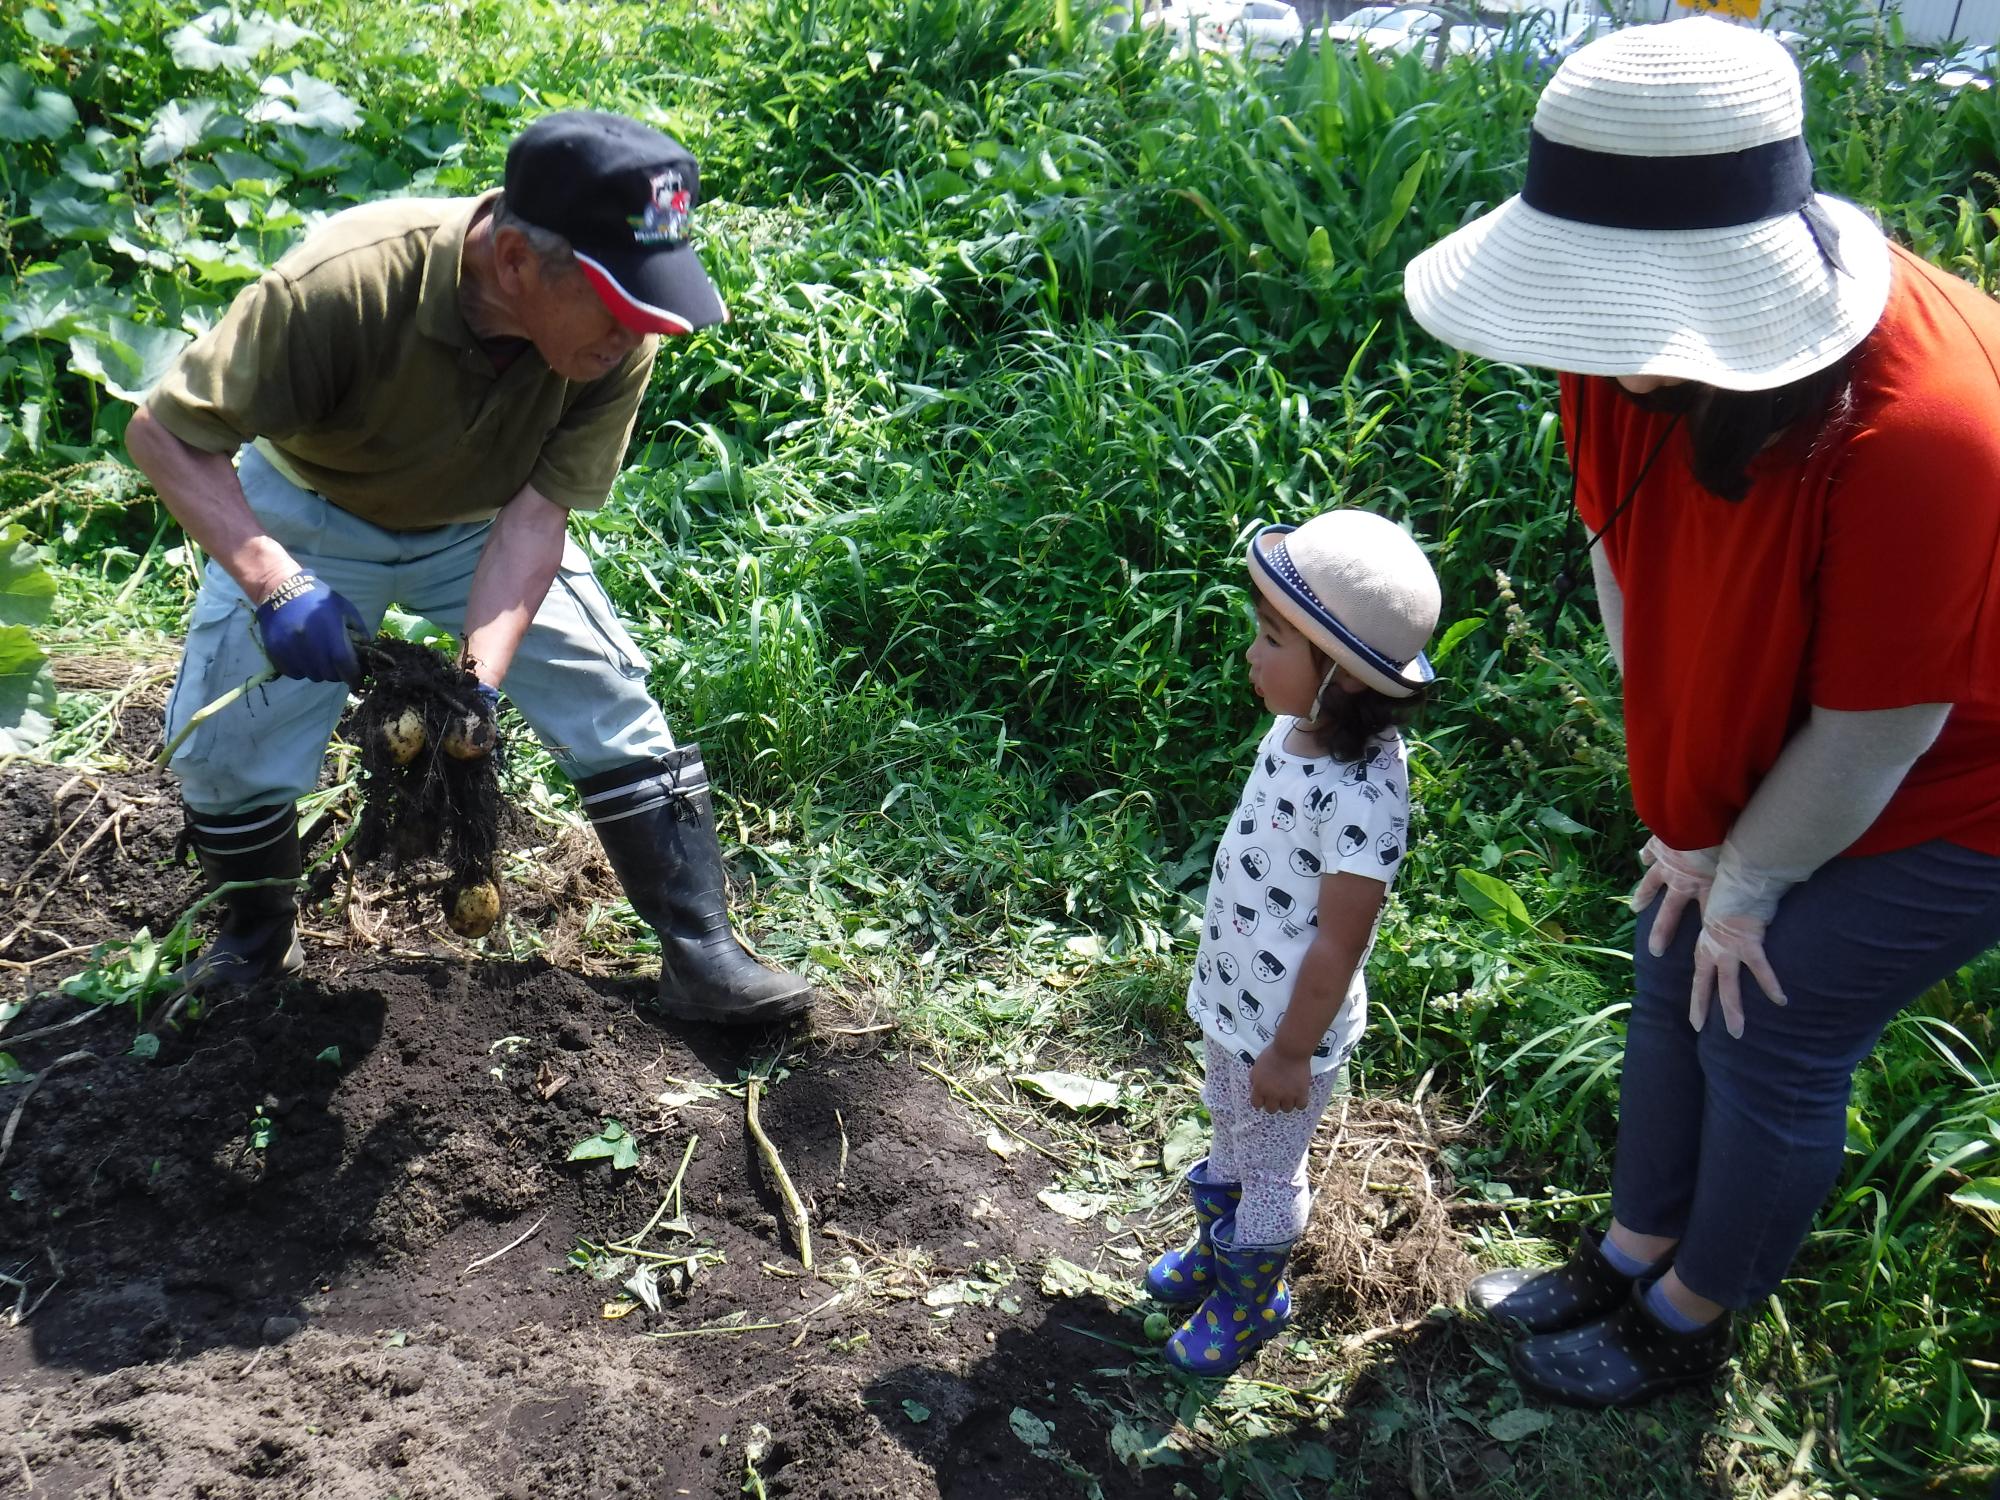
[{"xmin": 1149, "ymin": 509, "xmax": 1440, "ymax": 1375}]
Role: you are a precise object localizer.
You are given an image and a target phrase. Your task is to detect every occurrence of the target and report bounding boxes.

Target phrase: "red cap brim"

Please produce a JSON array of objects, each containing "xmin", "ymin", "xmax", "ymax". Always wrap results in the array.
[{"xmin": 575, "ymin": 248, "xmax": 725, "ymax": 336}]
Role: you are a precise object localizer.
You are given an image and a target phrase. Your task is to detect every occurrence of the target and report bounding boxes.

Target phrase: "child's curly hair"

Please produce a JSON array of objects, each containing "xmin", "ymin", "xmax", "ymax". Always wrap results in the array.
[{"xmin": 1296, "ymin": 641, "xmax": 1428, "ymax": 763}]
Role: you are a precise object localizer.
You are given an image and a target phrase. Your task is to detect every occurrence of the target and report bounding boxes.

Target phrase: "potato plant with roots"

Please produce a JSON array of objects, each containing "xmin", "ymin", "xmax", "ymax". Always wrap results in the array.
[{"xmin": 345, "ymin": 637, "xmax": 505, "ymax": 938}]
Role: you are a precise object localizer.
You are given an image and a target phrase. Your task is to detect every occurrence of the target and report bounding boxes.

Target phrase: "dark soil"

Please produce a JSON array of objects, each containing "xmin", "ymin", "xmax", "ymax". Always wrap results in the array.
[
  {"xmin": 0, "ymin": 692, "xmax": 1507, "ymax": 1499},
  {"xmin": 0, "ymin": 736, "xmax": 1239, "ymax": 1500}
]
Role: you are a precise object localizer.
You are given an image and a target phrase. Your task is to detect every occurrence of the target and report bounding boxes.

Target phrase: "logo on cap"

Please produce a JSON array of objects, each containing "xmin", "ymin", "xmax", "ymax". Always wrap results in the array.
[{"xmin": 631, "ymin": 169, "xmax": 691, "ymax": 248}]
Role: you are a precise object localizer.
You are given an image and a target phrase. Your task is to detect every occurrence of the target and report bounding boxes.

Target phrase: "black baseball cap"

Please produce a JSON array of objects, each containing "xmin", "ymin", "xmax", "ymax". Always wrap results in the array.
[{"xmin": 504, "ymin": 111, "xmax": 726, "ymax": 336}]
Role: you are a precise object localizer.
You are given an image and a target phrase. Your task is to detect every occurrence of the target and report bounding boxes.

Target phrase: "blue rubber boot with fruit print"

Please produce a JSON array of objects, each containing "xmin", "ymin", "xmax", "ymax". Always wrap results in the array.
[
  {"xmin": 1144, "ymin": 1160, "xmax": 1242, "ymax": 1306},
  {"xmin": 1163, "ymin": 1223, "xmax": 1292, "ymax": 1376}
]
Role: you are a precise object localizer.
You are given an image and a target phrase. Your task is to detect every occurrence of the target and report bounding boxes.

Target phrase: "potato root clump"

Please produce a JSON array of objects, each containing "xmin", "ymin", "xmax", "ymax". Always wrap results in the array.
[{"xmin": 344, "ymin": 638, "xmax": 506, "ymax": 939}]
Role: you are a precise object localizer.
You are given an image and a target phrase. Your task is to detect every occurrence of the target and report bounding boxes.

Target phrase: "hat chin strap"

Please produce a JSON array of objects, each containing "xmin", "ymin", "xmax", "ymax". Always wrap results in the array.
[{"xmin": 1306, "ymin": 664, "xmax": 1341, "ymax": 727}]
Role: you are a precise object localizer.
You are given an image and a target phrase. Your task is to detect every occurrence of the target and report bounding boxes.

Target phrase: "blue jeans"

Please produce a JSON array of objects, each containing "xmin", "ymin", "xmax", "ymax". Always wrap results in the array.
[
  {"xmin": 164, "ymin": 447, "xmax": 677, "ymax": 814},
  {"xmin": 1615, "ymin": 839, "xmax": 2000, "ymax": 1307}
]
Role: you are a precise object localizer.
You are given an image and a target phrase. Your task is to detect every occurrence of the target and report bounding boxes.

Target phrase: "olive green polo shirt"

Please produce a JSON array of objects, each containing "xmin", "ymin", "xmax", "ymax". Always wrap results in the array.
[{"xmin": 143, "ymin": 191, "xmax": 657, "ymax": 529}]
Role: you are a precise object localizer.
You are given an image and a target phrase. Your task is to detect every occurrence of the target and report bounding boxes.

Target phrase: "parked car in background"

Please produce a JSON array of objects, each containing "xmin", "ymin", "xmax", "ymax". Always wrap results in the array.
[
  {"xmin": 1442, "ymin": 21, "xmax": 1504, "ymax": 58},
  {"xmin": 1219, "ymin": 0, "xmax": 1305, "ymax": 57},
  {"xmin": 1311, "ymin": 4, "xmax": 1452, "ymax": 56},
  {"xmin": 1143, "ymin": 0, "xmax": 1304, "ymax": 58}
]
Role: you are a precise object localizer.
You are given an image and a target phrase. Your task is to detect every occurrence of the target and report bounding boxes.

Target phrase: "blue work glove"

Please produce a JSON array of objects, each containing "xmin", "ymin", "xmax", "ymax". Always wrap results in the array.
[
  {"xmin": 474, "ymin": 682, "xmax": 501, "ymax": 713},
  {"xmin": 253, "ymin": 571, "xmax": 367, "ymax": 684}
]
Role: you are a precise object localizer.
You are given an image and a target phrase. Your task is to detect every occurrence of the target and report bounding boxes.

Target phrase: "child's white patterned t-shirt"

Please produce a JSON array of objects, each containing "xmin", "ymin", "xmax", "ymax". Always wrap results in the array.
[{"xmin": 1186, "ymin": 719, "xmax": 1409, "ymax": 1075}]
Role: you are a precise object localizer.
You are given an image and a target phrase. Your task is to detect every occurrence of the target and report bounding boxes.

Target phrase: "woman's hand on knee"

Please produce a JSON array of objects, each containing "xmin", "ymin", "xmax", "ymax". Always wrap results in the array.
[
  {"xmin": 1690, "ymin": 914, "xmax": 1789, "ymax": 1038},
  {"xmin": 1632, "ymin": 837, "xmax": 1720, "ymax": 955}
]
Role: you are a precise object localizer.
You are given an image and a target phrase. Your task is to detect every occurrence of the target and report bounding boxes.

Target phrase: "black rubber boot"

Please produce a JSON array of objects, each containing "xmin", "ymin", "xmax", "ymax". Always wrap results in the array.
[
  {"xmin": 579, "ymin": 748, "xmax": 812, "ymax": 1025},
  {"xmin": 178, "ymin": 802, "xmax": 305, "ymax": 992},
  {"xmin": 1509, "ymin": 1281, "xmax": 1734, "ymax": 1409},
  {"xmin": 1465, "ymin": 1230, "xmax": 1650, "ymax": 1335}
]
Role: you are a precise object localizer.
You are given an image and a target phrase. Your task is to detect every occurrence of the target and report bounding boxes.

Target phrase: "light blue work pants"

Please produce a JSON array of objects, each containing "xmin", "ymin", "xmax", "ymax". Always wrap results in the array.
[{"xmin": 163, "ymin": 447, "xmax": 677, "ymax": 815}]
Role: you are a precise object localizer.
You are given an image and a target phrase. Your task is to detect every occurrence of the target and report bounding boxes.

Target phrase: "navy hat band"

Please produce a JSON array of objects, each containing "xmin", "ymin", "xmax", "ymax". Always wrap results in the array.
[
  {"xmin": 1255, "ymin": 530, "xmax": 1435, "ymax": 691},
  {"xmin": 1522, "ymin": 130, "xmax": 1813, "ymax": 232}
]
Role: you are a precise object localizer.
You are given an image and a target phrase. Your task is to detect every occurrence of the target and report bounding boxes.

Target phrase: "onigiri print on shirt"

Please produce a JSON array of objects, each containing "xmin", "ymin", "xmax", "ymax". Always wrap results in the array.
[{"xmin": 1186, "ymin": 719, "xmax": 1410, "ymax": 1075}]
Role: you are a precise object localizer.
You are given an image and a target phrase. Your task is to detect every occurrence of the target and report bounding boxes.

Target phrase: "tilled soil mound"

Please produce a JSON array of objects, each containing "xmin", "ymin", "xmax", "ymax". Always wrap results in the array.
[{"xmin": 0, "ymin": 755, "xmax": 1203, "ymax": 1499}]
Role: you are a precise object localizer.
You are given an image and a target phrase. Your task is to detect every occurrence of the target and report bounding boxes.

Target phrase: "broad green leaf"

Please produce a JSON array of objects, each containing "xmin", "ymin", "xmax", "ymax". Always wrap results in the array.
[
  {"xmin": 401, "ymin": 122, "xmax": 464, "ymax": 162},
  {"xmin": 67, "ymin": 316, "xmax": 194, "ymax": 402},
  {"xmin": 251, "ymin": 72, "xmax": 362, "ymax": 134},
  {"xmin": 1455, "ymin": 867, "xmax": 1532, "ymax": 933},
  {"xmin": 2, "ymin": 258, "xmax": 113, "ymax": 343},
  {"xmin": 212, "ymin": 147, "xmax": 281, "ymax": 185},
  {"xmin": 23, "ymin": 2, "xmax": 100, "ymax": 48},
  {"xmin": 900, "ymin": 1399, "xmax": 931, "ymax": 1423},
  {"xmin": 0, "ymin": 626, "xmax": 57, "ymax": 755},
  {"xmin": 129, "ymin": 1033, "xmax": 161, "ymax": 1061},
  {"xmin": 568, "ymin": 1118, "xmax": 641, "ymax": 1170},
  {"xmin": 0, "ymin": 1052, "xmax": 33, "ymax": 1086},
  {"xmin": 1534, "ymin": 806, "xmax": 1594, "ymax": 837},
  {"xmin": 266, "ymin": 125, "xmax": 361, "ymax": 178},
  {"xmin": 0, "ymin": 527, "xmax": 56, "ymax": 628},
  {"xmin": 28, "ymin": 187, "xmax": 111, "ymax": 242},
  {"xmin": 141, "ymin": 98, "xmax": 245, "ymax": 167},
  {"xmin": 60, "ymin": 141, "xmax": 121, "ymax": 192},
  {"xmin": 180, "ymin": 237, "xmax": 265, "ymax": 285},
  {"xmin": 1014, "ymin": 1069, "xmax": 1121, "ymax": 1111},
  {"xmin": 0, "ymin": 65, "xmax": 78, "ymax": 143},
  {"xmin": 1487, "ymin": 1408, "xmax": 1551, "ymax": 1443},
  {"xmin": 169, "ymin": 8, "xmax": 317, "ymax": 72}
]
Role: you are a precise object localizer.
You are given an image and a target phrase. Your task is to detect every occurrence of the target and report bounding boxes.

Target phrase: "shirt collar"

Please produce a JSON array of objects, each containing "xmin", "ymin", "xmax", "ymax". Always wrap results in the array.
[{"xmin": 416, "ymin": 190, "xmax": 499, "ymax": 349}]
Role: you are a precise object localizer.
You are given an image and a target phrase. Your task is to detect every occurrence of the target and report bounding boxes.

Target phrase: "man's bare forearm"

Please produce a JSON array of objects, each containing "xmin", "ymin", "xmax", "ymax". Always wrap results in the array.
[
  {"xmin": 125, "ymin": 407, "xmax": 299, "ymax": 603},
  {"xmin": 462, "ymin": 484, "xmax": 569, "ymax": 687}
]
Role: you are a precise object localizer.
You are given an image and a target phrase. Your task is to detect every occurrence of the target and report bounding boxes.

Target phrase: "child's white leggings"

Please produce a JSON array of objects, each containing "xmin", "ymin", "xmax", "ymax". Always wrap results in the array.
[{"xmin": 1201, "ymin": 1037, "xmax": 1342, "ymax": 1248}]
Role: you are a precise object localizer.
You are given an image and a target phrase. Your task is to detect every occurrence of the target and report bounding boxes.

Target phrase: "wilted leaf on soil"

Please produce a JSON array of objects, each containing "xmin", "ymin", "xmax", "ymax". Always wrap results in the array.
[
  {"xmin": 1487, "ymin": 1408, "xmax": 1552, "ymax": 1443},
  {"xmin": 1109, "ymin": 1420, "xmax": 1182, "ymax": 1469},
  {"xmin": 1161, "ymin": 1114, "xmax": 1206, "ymax": 1175},
  {"xmin": 1009, "ymin": 1408, "xmax": 1054, "ymax": 1449},
  {"xmin": 1039, "ymin": 1256, "xmax": 1126, "ymax": 1300},
  {"xmin": 1014, "ymin": 1070, "xmax": 1121, "ymax": 1112},
  {"xmin": 569, "ymin": 1118, "xmax": 641, "ymax": 1170},
  {"xmin": 1036, "ymin": 1187, "xmax": 1106, "ymax": 1222}
]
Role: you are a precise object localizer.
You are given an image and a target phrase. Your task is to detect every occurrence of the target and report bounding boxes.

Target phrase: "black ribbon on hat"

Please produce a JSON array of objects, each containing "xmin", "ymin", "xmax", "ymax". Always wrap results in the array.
[{"xmin": 1522, "ymin": 130, "xmax": 1848, "ymax": 274}]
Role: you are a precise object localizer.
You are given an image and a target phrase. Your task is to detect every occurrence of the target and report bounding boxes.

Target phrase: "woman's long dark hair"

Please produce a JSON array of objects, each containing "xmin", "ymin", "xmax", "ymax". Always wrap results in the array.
[{"xmin": 1629, "ymin": 356, "xmax": 1858, "ymax": 501}]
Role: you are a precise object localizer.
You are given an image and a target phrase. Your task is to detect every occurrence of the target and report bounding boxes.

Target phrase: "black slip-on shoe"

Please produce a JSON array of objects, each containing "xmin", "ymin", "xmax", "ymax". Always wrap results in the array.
[{"xmin": 1508, "ymin": 1283, "xmax": 1733, "ymax": 1410}]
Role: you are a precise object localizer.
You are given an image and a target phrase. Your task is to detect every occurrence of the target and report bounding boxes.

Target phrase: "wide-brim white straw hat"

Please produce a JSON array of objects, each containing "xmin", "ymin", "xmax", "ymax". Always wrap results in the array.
[
  {"xmin": 1247, "ymin": 512, "xmax": 1441, "ymax": 699},
  {"xmin": 1404, "ymin": 16, "xmax": 1890, "ymax": 391}
]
